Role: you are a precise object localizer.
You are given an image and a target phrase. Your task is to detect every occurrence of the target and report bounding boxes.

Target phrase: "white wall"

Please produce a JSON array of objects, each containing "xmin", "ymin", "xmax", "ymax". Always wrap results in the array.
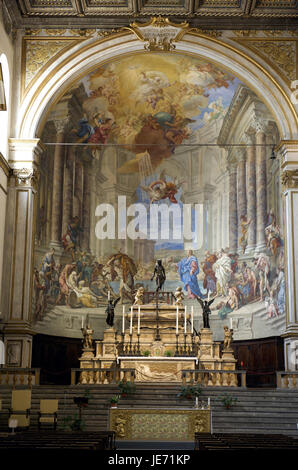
[{"xmin": 0, "ymin": 4, "xmax": 14, "ymax": 316}]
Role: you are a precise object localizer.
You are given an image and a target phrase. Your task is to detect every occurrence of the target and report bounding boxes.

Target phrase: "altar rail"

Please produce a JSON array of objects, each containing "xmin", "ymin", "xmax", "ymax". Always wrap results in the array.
[
  {"xmin": 276, "ymin": 371, "xmax": 298, "ymax": 389},
  {"xmin": 182, "ymin": 369, "xmax": 247, "ymax": 388},
  {"xmin": 71, "ymin": 368, "xmax": 136, "ymax": 385},
  {"xmin": 0, "ymin": 368, "xmax": 40, "ymax": 387}
]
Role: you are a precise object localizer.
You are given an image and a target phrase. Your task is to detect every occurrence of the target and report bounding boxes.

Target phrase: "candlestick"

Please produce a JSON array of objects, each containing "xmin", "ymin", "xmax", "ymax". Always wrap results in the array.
[
  {"xmin": 130, "ymin": 306, "xmax": 133, "ymax": 335},
  {"xmin": 122, "ymin": 305, "xmax": 125, "ymax": 334},
  {"xmin": 176, "ymin": 306, "xmax": 179, "ymax": 334},
  {"xmin": 137, "ymin": 306, "xmax": 140, "ymax": 335},
  {"xmin": 191, "ymin": 306, "xmax": 194, "ymax": 334},
  {"xmin": 184, "ymin": 306, "xmax": 187, "ymax": 333}
]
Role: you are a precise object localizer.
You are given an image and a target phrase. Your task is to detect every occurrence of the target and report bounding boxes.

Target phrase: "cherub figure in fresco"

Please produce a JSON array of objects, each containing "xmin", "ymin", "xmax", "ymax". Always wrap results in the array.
[
  {"xmin": 239, "ymin": 215, "xmax": 251, "ymax": 254},
  {"xmin": 140, "ymin": 170, "xmax": 184, "ymax": 204}
]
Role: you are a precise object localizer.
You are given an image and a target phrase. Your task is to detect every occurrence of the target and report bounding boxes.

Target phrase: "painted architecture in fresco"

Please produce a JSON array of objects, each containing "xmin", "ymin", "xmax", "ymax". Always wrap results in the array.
[{"xmin": 33, "ymin": 53, "xmax": 284, "ymax": 341}]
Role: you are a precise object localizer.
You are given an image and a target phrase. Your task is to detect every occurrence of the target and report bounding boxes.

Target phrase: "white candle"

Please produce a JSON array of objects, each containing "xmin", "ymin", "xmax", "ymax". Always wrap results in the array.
[
  {"xmin": 184, "ymin": 306, "xmax": 187, "ymax": 333},
  {"xmin": 130, "ymin": 306, "xmax": 133, "ymax": 335},
  {"xmin": 137, "ymin": 306, "xmax": 141, "ymax": 335},
  {"xmin": 229, "ymin": 318, "xmax": 233, "ymax": 330},
  {"xmin": 208, "ymin": 291, "xmax": 210, "ymax": 301},
  {"xmin": 81, "ymin": 316, "xmax": 84, "ymax": 328},
  {"xmin": 191, "ymin": 306, "xmax": 194, "ymax": 334},
  {"xmin": 108, "ymin": 291, "xmax": 111, "ymax": 301},
  {"xmin": 122, "ymin": 305, "xmax": 125, "ymax": 334},
  {"xmin": 195, "ymin": 396, "xmax": 198, "ymax": 408},
  {"xmin": 208, "ymin": 397, "xmax": 210, "ymax": 407},
  {"xmin": 176, "ymin": 306, "xmax": 179, "ymax": 334}
]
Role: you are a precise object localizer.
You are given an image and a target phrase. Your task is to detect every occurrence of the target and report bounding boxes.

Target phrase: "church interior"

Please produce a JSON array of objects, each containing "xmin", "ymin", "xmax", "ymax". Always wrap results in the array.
[{"xmin": 0, "ymin": 0, "xmax": 298, "ymax": 456}]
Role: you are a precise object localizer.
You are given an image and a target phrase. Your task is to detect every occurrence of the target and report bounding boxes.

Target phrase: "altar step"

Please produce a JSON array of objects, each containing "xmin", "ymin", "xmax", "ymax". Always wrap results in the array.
[{"xmin": 0, "ymin": 385, "xmax": 298, "ymax": 438}]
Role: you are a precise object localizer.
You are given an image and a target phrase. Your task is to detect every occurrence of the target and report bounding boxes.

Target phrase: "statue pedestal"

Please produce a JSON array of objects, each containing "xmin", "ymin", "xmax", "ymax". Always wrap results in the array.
[
  {"xmin": 79, "ymin": 347, "xmax": 95, "ymax": 384},
  {"xmin": 221, "ymin": 348, "xmax": 237, "ymax": 386}
]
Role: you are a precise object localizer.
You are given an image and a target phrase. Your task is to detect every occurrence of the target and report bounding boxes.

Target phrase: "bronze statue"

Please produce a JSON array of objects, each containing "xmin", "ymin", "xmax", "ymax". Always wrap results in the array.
[
  {"xmin": 105, "ymin": 297, "xmax": 121, "ymax": 327},
  {"xmin": 196, "ymin": 296, "xmax": 215, "ymax": 329},
  {"xmin": 151, "ymin": 259, "xmax": 166, "ymax": 292}
]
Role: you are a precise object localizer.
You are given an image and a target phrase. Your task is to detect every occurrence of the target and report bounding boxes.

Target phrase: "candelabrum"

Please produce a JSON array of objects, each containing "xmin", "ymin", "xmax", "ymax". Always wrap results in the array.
[{"xmin": 175, "ymin": 333, "xmax": 180, "ymax": 356}]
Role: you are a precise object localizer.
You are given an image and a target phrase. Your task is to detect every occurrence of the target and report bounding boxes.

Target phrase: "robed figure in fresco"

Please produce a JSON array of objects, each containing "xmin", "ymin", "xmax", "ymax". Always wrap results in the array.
[{"xmin": 178, "ymin": 250, "xmax": 204, "ymax": 299}]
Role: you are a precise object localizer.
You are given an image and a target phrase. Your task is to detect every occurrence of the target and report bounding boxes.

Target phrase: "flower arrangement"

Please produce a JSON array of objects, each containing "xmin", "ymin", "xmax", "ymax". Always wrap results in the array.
[{"xmin": 177, "ymin": 385, "xmax": 202, "ymax": 399}]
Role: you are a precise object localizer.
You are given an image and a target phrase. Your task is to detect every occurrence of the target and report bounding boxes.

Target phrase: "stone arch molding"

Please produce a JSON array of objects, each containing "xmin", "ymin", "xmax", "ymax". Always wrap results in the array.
[{"xmin": 16, "ymin": 28, "xmax": 298, "ymax": 143}]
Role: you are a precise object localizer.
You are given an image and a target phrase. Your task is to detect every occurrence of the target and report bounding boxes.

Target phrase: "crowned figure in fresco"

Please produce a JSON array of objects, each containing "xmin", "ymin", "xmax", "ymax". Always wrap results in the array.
[{"xmin": 178, "ymin": 250, "xmax": 204, "ymax": 299}]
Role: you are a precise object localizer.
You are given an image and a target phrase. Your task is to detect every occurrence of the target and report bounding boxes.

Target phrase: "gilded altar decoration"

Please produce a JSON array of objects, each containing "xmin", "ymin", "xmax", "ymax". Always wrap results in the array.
[
  {"xmin": 110, "ymin": 408, "xmax": 210, "ymax": 441},
  {"xmin": 174, "ymin": 287, "xmax": 184, "ymax": 306},
  {"xmin": 281, "ymin": 170, "xmax": 298, "ymax": 190}
]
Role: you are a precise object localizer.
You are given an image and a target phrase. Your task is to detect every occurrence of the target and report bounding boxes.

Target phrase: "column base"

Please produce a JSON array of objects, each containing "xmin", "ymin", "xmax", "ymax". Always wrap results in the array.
[{"xmin": 283, "ymin": 335, "xmax": 298, "ymax": 371}]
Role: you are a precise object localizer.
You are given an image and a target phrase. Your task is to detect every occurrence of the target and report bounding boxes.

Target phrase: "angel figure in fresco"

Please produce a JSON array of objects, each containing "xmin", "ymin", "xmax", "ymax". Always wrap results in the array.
[
  {"xmin": 239, "ymin": 215, "xmax": 251, "ymax": 254},
  {"xmin": 140, "ymin": 170, "xmax": 184, "ymax": 204}
]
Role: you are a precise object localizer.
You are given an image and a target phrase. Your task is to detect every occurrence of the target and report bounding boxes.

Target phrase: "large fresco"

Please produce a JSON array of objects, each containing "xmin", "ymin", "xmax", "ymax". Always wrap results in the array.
[{"xmin": 33, "ymin": 53, "xmax": 284, "ymax": 341}]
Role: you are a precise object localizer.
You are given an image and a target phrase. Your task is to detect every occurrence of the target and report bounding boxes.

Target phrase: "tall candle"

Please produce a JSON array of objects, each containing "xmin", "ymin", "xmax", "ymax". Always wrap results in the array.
[
  {"xmin": 130, "ymin": 306, "xmax": 133, "ymax": 335},
  {"xmin": 176, "ymin": 306, "xmax": 179, "ymax": 334},
  {"xmin": 208, "ymin": 290, "xmax": 210, "ymax": 301},
  {"xmin": 137, "ymin": 306, "xmax": 141, "ymax": 335},
  {"xmin": 208, "ymin": 397, "xmax": 210, "ymax": 407},
  {"xmin": 191, "ymin": 306, "xmax": 194, "ymax": 334},
  {"xmin": 122, "ymin": 305, "xmax": 125, "ymax": 334},
  {"xmin": 81, "ymin": 316, "xmax": 84, "ymax": 329},
  {"xmin": 108, "ymin": 291, "xmax": 111, "ymax": 301},
  {"xmin": 184, "ymin": 306, "xmax": 187, "ymax": 333},
  {"xmin": 229, "ymin": 318, "xmax": 233, "ymax": 330}
]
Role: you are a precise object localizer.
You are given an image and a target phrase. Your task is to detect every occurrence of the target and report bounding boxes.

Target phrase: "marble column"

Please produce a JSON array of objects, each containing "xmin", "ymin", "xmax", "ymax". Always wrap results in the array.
[
  {"xmin": 50, "ymin": 120, "xmax": 67, "ymax": 247},
  {"xmin": 280, "ymin": 142, "xmax": 298, "ymax": 371},
  {"xmin": 245, "ymin": 135, "xmax": 257, "ymax": 253},
  {"xmin": 255, "ymin": 120, "xmax": 267, "ymax": 252},
  {"xmin": 2, "ymin": 138, "xmax": 43, "ymax": 368},
  {"xmin": 73, "ymin": 156, "xmax": 83, "ymax": 220},
  {"xmin": 228, "ymin": 163, "xmax": 238, "ymax": 253},
  {"xmin": 237, "ymin": 150, "xmax": 247, "ymax": 253}
]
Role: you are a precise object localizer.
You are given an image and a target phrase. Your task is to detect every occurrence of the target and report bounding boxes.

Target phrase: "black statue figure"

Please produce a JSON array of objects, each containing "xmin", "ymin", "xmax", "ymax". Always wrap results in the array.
[
  {"xmin": 105, "ymin": 297, "xmax": 121, "ymax": 327},
  {"xmin": 196, "ymin": 296, "xmax": 215, "ymax": 329},
  {"xmin": 151, "ymin": 259, "xmax": 166, "ymax": 292}
]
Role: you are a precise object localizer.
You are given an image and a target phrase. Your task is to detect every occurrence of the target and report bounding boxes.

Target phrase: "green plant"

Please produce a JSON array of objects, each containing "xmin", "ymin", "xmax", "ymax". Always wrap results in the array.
[
  {"xmin": 61, "ymin": 414, "xmax": 85, "ymax": 432},
  {"xmin": 110, "ymin": 395, "xmax": 120, "ymax": 404},
  {"xmin": 143, "ymin": 350, "xmax": 150, "ymax": 357},
  {"xmin": 177, "ymin": 385, "xmax": 202, "ymax": 399},
  {"xmin": 118, "ymin": 380, "xmax": 136, "ymax": 397},
  {"xmin": 219, "ymin": 393, "xmax": 238, "ymax": 409},
  {"xmin": 164, "ymin": 350, "xmax": 173, "ymax": 357}
]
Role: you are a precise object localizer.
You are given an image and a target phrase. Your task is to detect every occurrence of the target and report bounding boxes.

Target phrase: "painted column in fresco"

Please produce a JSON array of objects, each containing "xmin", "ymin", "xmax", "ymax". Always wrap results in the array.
[
  {"xmin": 228, "ymin": 162, "xmax": 238, "ymax": 253},
  {"xmin": 1, "ymin": 139, "xmax": 43, "ymax": 368},
  {"xmin": 245, "ymin": 134, "xmax": 257, "ymax": 254},
  {"xmin": 255, "ymin": 120, "xmax": 267, "ymax": 252},
  {"xmin": 73, "ymin": 156, "xmax": 83, "ymax": 220},
  {"xmin": 61, "ymin": 145, "xmax": 74, "ymax": 238},
  {"xmin": 81, "ymin": 160, "xmax": 91, "ymax": 252},
  {"xmin": 237, "ymin": 150, "xmax": 247, "ymax": 253},
  {"xmin": 50, "ymin": 119, "xmax": 67, "ymax": 247}
]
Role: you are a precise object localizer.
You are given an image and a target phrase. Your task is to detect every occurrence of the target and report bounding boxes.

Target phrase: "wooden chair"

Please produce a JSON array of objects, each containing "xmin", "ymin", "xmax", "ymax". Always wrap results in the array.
[
  {"xmin": 38, "ymin": 399, "xmax": 58, "ymax": 430},
  {"xmin": 9, "ymin": 389, "xmax": 31, "ymax": 429}
]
